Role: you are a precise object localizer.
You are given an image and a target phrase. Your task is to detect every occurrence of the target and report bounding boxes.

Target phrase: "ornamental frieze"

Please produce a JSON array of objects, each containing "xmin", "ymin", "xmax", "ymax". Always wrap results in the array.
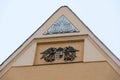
[{"xmin": 40, "ymin": 46, "xmax": 79, "ymax": 62}]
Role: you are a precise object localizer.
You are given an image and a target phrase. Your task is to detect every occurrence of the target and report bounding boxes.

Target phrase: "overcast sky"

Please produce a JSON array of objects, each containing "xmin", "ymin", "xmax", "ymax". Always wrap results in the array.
[{"xmin": 0, "ymin": 0, "xmax": 120, "ymax": 64}]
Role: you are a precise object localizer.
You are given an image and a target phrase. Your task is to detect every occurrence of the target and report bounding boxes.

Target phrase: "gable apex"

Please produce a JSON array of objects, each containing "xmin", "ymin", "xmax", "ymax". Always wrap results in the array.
[{"xmin": 33, "ymin": 6, "xmax": 88, "ymax": 38}]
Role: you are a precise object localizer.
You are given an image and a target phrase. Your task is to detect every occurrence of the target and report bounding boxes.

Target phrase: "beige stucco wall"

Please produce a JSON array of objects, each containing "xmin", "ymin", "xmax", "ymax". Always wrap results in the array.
[
  {"xmin": 1, "ymin": 62, "xmax": 120, "ymax": 80},
  {"xmin": 1, "ymin": 35, "xmax": 120, "ymax": 78},
  {"xmin": 84, "ymin": 38, "xmax": 105, "ymax": 62},
  {"xmin": 13, "ymin": 42, "xmax": 36, "ymax": 66}
]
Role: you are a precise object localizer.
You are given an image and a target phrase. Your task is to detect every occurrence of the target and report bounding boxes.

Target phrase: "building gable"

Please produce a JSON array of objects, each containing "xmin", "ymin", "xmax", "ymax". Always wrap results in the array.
[{"xmin": 0, "ymin": 6, "xmax": 120, "ymax": 79}]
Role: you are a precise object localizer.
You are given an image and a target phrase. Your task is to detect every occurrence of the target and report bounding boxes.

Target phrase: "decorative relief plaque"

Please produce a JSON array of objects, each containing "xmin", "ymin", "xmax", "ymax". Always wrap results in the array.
[
  {"xmin": 34, "ymin": 40, "xmax": 84, "ymax": 65},
  {"xmin": 40, "ymin": 46, "xmax": 79, "ymax": 62}
]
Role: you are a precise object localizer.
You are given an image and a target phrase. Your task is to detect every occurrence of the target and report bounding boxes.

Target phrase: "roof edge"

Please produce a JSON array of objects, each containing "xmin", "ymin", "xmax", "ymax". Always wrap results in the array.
[
  {"xmin": 0, "ymin": 5, "xmax": 120, "ymax": 70},
  {"xmin": 0, "ymin": 6, "xmax": 67, "ymax": 67},
  {"xmin": 66, "ymin": 6, "xmax": 120, "ymax": 62}
]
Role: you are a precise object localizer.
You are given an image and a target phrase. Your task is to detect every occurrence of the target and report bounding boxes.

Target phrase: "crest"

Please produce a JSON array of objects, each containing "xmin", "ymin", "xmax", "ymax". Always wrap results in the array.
[{"xmin": 40, "ymin": 46, "xmax": 79, "ymax": 62}]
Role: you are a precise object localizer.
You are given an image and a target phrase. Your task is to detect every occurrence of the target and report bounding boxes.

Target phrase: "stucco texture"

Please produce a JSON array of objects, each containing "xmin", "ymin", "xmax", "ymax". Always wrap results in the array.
[{"xmin": 1, "ymin": 62, "xmax": 120, "ymax": 80}]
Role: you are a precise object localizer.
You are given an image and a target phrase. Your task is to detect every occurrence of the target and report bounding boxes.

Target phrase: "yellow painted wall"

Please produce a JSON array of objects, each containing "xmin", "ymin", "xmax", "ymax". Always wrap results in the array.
[{"xmin": 1, "ymin": 62, "xmax": 120, "ymax": 80}]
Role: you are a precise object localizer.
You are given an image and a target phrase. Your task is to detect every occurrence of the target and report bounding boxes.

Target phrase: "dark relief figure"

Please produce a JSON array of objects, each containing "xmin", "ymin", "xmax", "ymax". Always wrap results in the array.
[
  {"xmin": 41, "ymin": 47, "xmax": 57, "ymax": 62},
  {"xmin": 64, "ymin": 46, "xmax": 79, "ymax": 61},
  {"xmin": 40, "ymin": 46, "xmax": 79, "ymax": 62}
]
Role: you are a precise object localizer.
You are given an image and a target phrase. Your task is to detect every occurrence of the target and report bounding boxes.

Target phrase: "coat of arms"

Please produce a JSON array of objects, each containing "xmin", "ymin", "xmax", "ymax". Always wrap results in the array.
[{"xmin": 40, "ymin": 46, "xmax": 79, "ymax": 62}]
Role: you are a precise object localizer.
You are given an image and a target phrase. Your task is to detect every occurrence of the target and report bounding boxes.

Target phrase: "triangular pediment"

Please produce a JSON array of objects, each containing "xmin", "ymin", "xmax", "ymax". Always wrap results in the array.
[
  {"xmin": 32, "ymin": 6, "xmax": 88, "ymax": 38},
  {"xmin": 0, "ymin": 6, "xmax": 120, "ymax": 78},
  {"xmin": 44, "ymin": 16, "xmax": 79, "ymax": 34}
]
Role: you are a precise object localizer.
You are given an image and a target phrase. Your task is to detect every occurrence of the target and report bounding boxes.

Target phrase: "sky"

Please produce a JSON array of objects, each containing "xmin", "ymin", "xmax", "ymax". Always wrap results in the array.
[{"xmin": 0, "ymin": 0, "xmax": 120, "ymax": 64}]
